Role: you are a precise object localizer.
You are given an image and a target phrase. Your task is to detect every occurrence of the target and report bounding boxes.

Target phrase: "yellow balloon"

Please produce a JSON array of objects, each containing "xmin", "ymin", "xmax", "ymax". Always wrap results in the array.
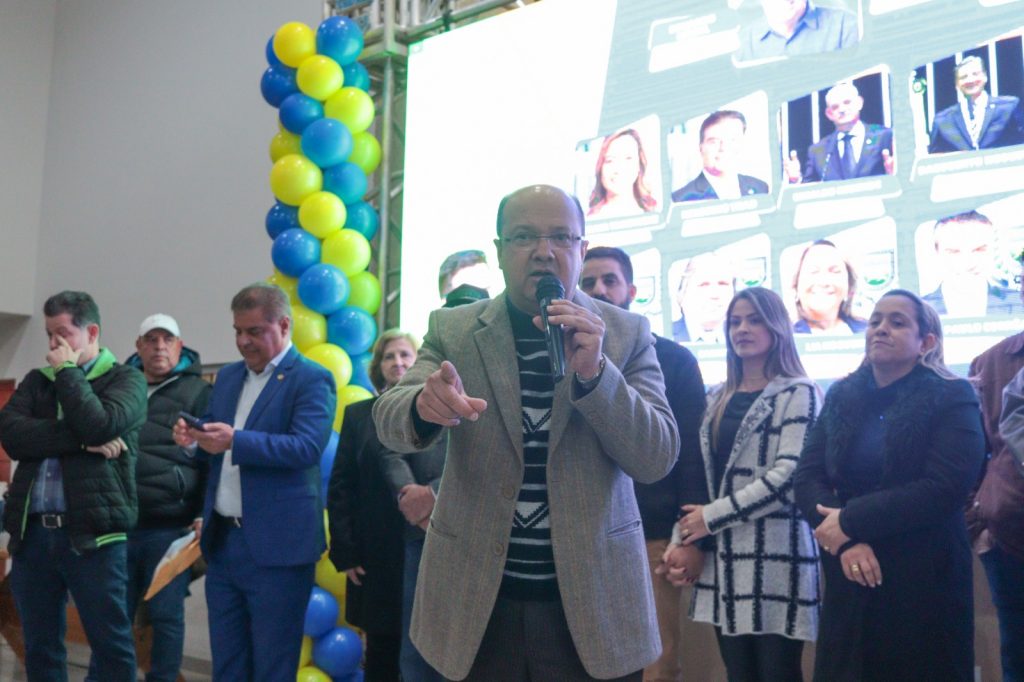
[
  {"xmin": 292, "ymin": 303, "xmax": 327, "ymax": 352},
  {"xmin": 270, "ymin": 130, "xmax": 302, "ymax": 163},
  {"xmin": 299, "ymin": 636, "xmax": 313, "ymax": 668},
  {"xmin": 348, "ymin": 132, "xmax": 382, "ymax": 175},
  {"xmin": 322, "ymin": 229, "xmax": 372, "ymax": 277},
  {"xmin": 270, "ymin": 154, "xmax": 323, "ymax": 206},
  {"xmin": 299, "ymin": 192, "xmax": 347, "ymax": 240},
  {"xmin": 346, "ymin": 271, "xmax": 382, "ymax": 315},
  {"xmin": 297, "ymin": 55, "xmax": 344, "ymax": 101},
  {"xmin": 267, "ymin": 270, "xmax": 299, "ymax": 302},
  {"xmin": 315, "ymin": 553, "xmax": 348, "ymax": 602},
  {"xmin": 273, "ymin": 22, "xmax": 316, "ymax": 68},
  {"xmin": 324, "ymin": 87, "xmax": 375, "ymax": 134},
  {"xmin": 296, "ymin": 666, "xmax": 331, "ymax": 682},
  {"xmin": 304, "ymin": 343, "xmax": 353, "ymax": 397},
  {"xmin": 340, "ymin": 384, "xmax": 374, "ymax": 408}
]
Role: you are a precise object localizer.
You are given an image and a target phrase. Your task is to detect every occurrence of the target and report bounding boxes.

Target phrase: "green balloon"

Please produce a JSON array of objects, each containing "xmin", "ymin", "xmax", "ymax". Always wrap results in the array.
[{"xmin": 346, "ymin": 271, "xmax": 382, "ymax": 315}]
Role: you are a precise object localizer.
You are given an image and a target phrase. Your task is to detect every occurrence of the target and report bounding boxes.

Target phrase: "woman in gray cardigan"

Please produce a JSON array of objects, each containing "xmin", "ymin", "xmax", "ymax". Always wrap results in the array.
[{"xmin": 662, "ymin": 287, "xmax": 821, "ymax": 681}]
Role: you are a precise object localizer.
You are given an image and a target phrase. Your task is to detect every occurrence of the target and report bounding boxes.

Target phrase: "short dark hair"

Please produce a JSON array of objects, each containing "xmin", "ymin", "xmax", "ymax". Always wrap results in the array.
[
  {"xmin": 584, "ymin": 246, "xmax": 634, "ymax": 285},
  {"xmin": 933, "ymin": 210, "xmax": 993, "ymax": 246},
  {"xmin": 438, "ymin": 250, "xmax": 487, "ymax": 297},
  {"xmin": 954, "ymin": 55, "xmax": 987, "ymax": 79},
  {"xmin": 43, "ymin": 291, "xmax": 100, "ymax": 330},
  {"xmin": 495, "ymin": 186, "xmax": 586, "ymax": 237},
  {"xmin": 231, "ymin": 283, "xmax": 291, "ymax": 322},
  {"xmin": 699, "ymin": 110, "xmax": 746, "ymax": 143}
]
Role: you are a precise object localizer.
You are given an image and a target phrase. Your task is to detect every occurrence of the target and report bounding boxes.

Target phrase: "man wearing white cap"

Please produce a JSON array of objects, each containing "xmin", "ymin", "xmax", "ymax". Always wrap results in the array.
[{"xmin": 87, "ymin": 313, "xmax": 212, "ymax": 682}]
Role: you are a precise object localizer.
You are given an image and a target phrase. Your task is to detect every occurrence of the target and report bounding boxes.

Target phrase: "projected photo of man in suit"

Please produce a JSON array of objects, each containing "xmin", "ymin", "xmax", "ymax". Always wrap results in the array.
[
  {"xmin": 672, "ymin": 110, "xmax": 769, "ymax": 203},
  {"xmin": 786, "ymin": 81, "xmax": 895, "ymax": 184},
  {"xmin": 928, "ymin": 55, "xmax": 1024, "ymax": 154}
]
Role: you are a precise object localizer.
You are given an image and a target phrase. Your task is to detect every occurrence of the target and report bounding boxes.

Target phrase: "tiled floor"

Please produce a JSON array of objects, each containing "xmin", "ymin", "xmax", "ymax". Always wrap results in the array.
[{"xmin": 0, "ymin": 578, "xmax": 212, "ymax": 682}]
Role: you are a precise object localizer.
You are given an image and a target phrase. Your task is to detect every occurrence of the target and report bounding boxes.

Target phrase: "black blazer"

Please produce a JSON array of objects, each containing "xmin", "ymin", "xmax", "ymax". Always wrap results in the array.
[
  {"xmin": 327, "ymin": 397, "xmax": 405, "ymax": 634},
  {"xmin": 803, "ymin": 124, "xmax": 892, "ymax": 182},
  {"xmin": 794, "ymin": 365, "xmax": 984, "ymax": 682},
  {"xmin": 670, "ymin": 171, "xmax": 768, "ymax": 202},
  {"xmin": 928, "ymin": 95, "xmax": 1024, "ymax": 153}
]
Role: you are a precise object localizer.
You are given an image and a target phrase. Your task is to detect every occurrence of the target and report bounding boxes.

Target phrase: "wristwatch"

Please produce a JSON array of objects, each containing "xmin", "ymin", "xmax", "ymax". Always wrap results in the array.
[{"xmin": 574, "ymin": 355, "xmax": 606, "ymax": 390}]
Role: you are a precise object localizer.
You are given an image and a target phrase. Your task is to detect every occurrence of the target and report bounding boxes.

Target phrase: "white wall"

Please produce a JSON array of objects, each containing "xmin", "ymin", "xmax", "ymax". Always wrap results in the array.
[{"xmin": 0, "ymin": 0, "xmax": 323, "ymax": 379}]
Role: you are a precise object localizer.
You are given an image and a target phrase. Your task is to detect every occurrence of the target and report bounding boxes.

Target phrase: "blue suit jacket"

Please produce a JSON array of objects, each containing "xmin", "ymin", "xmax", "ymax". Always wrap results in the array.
[
  {"xmin": 803, "ymin": 123, "xmax": 892, "ymax": 182},
  {"xmin": 199, "ymin": 345, "xmax": 336, "ymax": 566},
  {"xmin": 928, "ymin": 96, "xmax": 1024, "ymax": 153},
  {"xmin": 670, "ymin": 171, "xmax": 768, "ymax": 202}
]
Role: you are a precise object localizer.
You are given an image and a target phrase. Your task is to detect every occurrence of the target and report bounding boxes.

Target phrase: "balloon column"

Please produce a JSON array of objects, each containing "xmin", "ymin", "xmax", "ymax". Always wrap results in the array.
[{"xmin": 262, "ymin": 16, "xmax": 380, "ymax": 681}]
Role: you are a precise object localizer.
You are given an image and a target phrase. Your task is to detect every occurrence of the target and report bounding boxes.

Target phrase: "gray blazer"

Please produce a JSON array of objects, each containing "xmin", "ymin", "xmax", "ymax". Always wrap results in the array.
[{"xmin": 373, "ymin": 290, "xmax": 680, "ymax": 680}]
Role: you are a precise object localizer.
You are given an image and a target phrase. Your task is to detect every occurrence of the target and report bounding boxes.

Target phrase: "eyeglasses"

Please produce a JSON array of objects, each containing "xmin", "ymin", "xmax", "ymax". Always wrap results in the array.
[{"xmin": 501, "ymin": 233, "xmax": 582, "ymax": 250}]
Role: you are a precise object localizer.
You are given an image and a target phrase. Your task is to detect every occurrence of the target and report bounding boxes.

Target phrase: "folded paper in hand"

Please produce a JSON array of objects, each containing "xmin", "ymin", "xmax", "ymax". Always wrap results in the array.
[{"xmin": 144, "ymin": 531, "xmax": 201, "ymax": 601}]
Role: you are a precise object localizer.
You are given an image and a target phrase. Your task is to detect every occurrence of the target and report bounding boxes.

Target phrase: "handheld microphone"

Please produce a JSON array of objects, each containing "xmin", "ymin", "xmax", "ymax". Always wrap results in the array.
[{"xmin": 535, "ymin": 275, "xmax": 567, "ymax": 383}]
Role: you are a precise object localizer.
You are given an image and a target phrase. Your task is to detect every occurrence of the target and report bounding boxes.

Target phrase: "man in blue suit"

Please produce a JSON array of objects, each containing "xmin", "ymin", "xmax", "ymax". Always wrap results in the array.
[
  {"xmin": 173, "ymin": 283, "xmax": 336, "ymax": 681},
  {"xmin": 786, "ymin": 81, "xmax": 894, "ymax": 184},
  {"xmin": 671, "ymin": 110, "xmax": 769, "ymax": 203},
  {"xmin": 928, "ymin": 56, "xmax": 1024, "ymax": 154}
]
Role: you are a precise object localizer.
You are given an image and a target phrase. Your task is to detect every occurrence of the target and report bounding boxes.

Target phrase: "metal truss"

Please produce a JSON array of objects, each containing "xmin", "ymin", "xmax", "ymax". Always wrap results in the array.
[{"xmin": 324, "ymin": 0, "xmax": 538, "ymax": 328}]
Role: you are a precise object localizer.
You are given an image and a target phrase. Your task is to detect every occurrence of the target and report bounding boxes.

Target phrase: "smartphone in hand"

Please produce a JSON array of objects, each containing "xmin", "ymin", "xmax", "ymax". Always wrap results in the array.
[{"xmin": 178, "ymin": 411, "xmax": 207, "ymax": 431}]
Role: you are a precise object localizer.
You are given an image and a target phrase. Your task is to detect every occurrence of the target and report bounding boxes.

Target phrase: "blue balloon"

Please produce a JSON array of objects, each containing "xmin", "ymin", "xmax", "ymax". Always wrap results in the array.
[
  {"xmin": 301, "ymin": 119, "xmax": 354, "ymax": 169},
  {"xmin": 323, "ymin": 163, "xmax": 368, "ymax": 204},
  {"xmin": 349, "ymin": 352, "xmax": 374, "ymax": 393},
  {"xmin": 298, "ymin": 264, "xmax": 351, "ymax": 315},
  {"xmin": 327, "ymin": 306, "xmax": 378, "ymax": 356},
  {"xmin": 342, "ymin": 201, "xmax": 379, "ymax": 241},
  {"xmin": 304, "ymin": 587, "xmax": 340, "ymax": 639},
  {"xmin": 279, "ymin": 93, "xmax": 324, "ymax": 134},
  {"xmin": 265, "ymin": 35, "xmax": 282, "ymax": 66},
  {"xmin": 260, "ymin": 65, "xmax": 298, "ymax": 108},
  {"xmin": 317, "ymin": 16, "xmax": 364, "ymax": 66},
  {"xmin": 266, "ymin": 202, "xmax": 300, "ymax": 240},
  {"xmin": 319, "ymin": 430, "xmax": 339, "ymax": 500},
  {"xmin": 341, "ymin": 62, "xmax": 370, "ymax": 91},
  {"xmin": 313, "ymin": 626, "xmax": 363, "ymax": 677},
  {"xmin": 271, "ymin": 228, "xmax": 321, "ymax": 278}
]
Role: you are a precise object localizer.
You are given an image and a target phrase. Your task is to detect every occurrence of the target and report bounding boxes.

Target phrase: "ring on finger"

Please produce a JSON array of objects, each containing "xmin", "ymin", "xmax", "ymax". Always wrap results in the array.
[{"xmin": 851, "ymin": 564, "xmax": 861, "ymax": 573}]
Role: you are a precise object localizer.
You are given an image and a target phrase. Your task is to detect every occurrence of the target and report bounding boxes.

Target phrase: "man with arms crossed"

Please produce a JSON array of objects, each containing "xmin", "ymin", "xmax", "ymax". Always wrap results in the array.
[
  {"xmin": 374, "ymin": 185, "xmax": 680, "ymax": 681},
  {"xmin": 581, "ymin": 247, "xmax": 708, "ymax": 682},
  {"xmin": 0, "ymin": 290, "xmax": 147, "ymax": 681},
  {"xmin": 173, "ymin": 283, "xmax": 336, "ymax": 681}
]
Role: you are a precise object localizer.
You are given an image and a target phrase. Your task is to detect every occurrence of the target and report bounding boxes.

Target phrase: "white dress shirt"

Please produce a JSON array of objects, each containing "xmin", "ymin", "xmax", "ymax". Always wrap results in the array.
[{"xmin": 214, "ymin": 342, "xmax": 293, "ymax": 517}]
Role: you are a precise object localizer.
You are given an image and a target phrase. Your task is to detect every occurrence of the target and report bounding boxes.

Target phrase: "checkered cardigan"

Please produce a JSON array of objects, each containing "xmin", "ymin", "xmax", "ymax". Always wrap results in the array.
[{"xmin": 683, "ymin": 375, "xmax": 822, "ymax": 641}]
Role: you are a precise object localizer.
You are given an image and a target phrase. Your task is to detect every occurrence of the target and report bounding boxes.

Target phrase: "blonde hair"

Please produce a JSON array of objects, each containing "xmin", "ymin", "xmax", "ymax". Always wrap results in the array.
[
  {"xmin": 368, "ymin": 329, "xmax": 420, "ymax": 392},
  {"xmin": 709, "ymin": 287, "xmax": 808, "ymax": 450}
]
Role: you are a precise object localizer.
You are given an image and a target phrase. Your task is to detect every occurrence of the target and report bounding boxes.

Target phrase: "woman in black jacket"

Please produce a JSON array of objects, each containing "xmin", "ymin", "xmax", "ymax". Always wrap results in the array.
[
  {"xmin": 327, "ymin": 330, "xmax": 420, "ymax": 682},
  {"xmin": 793, "ymin": 289, "xmax": 984, "ymax": 681}
]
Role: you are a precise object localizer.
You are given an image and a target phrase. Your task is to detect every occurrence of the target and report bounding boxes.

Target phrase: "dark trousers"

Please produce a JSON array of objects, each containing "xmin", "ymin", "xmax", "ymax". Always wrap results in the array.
[
  {"xmin": 85, "ymin": 527, "xmax": 192, "ymax": 682},
  {"xmin": 10, "ymin": 519, "xmax": 136, "ymax": 682},
  {"xmin": 981, "ymin": 545, "xmax": 1024, "ymax": 682},
  {"xmin": 204, "ymin": 519, "xmax": 314, "ymax": 682},
  {"xmin": 715, "ymin": 629, "xmax": 804, "ymax": 682},
  {"xmin": 454, "ymin": 597, "xmax": 643, "ymax": 682},
  {"xmin": 401, "ymin": 537, "xmax": 443, "ymax": 682},
  {"xmin": 365, "ymin": 632, "xmax": 401, "ymax": 682}
]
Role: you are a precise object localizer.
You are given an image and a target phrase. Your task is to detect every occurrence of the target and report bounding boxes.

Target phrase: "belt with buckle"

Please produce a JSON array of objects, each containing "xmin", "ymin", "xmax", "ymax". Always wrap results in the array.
[
  {"xmin": 216, "ymin": 512, "xmax": 243, "ymax": 528},
  {"xmin": 33, "ymin": 513, "xmax": 67, "ymax": 529}
]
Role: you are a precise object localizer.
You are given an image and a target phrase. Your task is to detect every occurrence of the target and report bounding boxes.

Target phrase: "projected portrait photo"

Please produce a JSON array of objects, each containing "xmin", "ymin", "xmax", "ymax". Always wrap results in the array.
[
  {"xmin": 780, "ymin": 220, "xmax": 897, "ymax": 334},
  {"xmin": 912, "ymin": 35, "xmax": 1024, "ymax": 155},
  {"xmin": 668, "ymin": 234, "xmax": 771, "ymax": 344},
  {"xmin": 782, "ymin": 72, "xmax": 895, "ymax": 184},
  {"xmin": 575, "ymin": 116, "xmax": 663, "ymax": 221},
  {"xmin": 668, "ymin": 92, "xmax": 771, "ymax": 205},
  {"xmin": 733, "ymin": 0, "xmax": 860, "ymax": 63},
  {"xmin": 914, "ymin": 199, "xmax": 1024, "ymax": 318}
]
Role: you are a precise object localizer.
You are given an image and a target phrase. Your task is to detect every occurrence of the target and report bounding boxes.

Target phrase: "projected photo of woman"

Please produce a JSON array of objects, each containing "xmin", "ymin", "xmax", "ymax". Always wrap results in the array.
[
  {"xmin": 588, "ymin": 128, "xmax": 659, "ymax": 219},
  {"xmin": 792, "ymin": 240, "xmax": 867, "ymax": 335}
]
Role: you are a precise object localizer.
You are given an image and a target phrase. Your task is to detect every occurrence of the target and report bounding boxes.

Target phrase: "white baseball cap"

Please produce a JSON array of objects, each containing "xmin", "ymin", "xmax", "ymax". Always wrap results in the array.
[{"xmin": 138, "ymin": 313, "xmax": 181, "ymax": 338}]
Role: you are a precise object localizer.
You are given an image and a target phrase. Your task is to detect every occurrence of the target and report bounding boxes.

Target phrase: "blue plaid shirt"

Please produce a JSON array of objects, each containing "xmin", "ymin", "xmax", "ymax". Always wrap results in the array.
[{"xmin": 29, "ymin": 356, "xmax": 98, "ymax": 514}]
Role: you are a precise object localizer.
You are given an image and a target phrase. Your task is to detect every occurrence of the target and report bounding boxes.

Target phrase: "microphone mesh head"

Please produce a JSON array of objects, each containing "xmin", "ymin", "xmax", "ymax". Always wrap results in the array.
[{"xmin": 535, "ymin": 275, "xmax": 565, "ymax": 303}]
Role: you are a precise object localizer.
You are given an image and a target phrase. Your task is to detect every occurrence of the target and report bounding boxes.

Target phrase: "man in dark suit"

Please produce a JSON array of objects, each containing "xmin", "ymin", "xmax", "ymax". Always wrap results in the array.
[
  {"xmin": 929, "ymin": 56, "xmax": 1024, "ymax": 154},
  {"xmin": 786, "ymin": 81, "xmax": 894, "ymax": 184},
  {"xmin": 580, "ymin": 246, "xmax": 709, "ymax": 681},
  {"xmin": 173, "ymin": 283, "xmax": 336, "ymax": 681},
  {"xmin": 672, "ymin": 110, "xmax": 768, "ymax": 202}
]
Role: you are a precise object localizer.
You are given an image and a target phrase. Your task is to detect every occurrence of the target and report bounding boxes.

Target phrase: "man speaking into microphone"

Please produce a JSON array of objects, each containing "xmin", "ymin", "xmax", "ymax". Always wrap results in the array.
[{"xmin": 374, "ymin": 184, "xmax": 679, "ymax": 681}]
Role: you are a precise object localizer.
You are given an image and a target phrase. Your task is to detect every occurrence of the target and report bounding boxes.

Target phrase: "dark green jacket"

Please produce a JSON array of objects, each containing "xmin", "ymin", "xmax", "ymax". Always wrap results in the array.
[
  {"xmin": 126, "ymin": 347, "xmax": 212, "ymax": 528},
  {"xmin": 0, "ymin": 350, "xmax": 147, "ymax": 553}
]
